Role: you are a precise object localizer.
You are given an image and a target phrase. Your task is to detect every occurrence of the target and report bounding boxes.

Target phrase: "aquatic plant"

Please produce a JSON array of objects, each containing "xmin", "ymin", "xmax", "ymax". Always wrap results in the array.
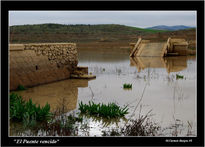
[
  {"xmin": 122, "ymin": 118, "xmax": 160, "ymax": 136},
  {"xmin": 62, "ymin": 115, "xmax": 83, "ymax": 130},
  {"xmin": 10, "ymin": 93, "xmax": 26, "ymax": 121},
  {"xmin": 102, "ymin": 128, "xmax": 121, "ymax": 136},
  {"xmin": 176, "ymin": 74, "xmax": 184, "ymax": 79},
  {"xmin": 17, "ymin": 85, "xmax": 26, "ymax": 90},
  {"xmin": 23, "ymin": 112, "xmax": 37, "ymax": 128},
  {"xmin": 79, "ymin": 113, "xmax": 127, "ymax": 127},
  {"xmin": 35, "ymin": 97, "xmax": 84, "ymax": 136},
  {"xmin": 10, "ymin": 93, "xmax": 52, "ymax": 123},
  {"xmin": 79, "ymin": 101, "xmax": 129, "ymax": 118},
  {"xmin": 123, "ymin": 83, "xmax": 132, "ymax": 89},
  {"xmin": 102, "ymin": 117, "xmax": 160, "ymax": 136},
  {"xmin": 40, "ymin": 114, "xmax": 83, "ymax": 136},
  {"xmin": 102, "ymin": 110, "xmax": 160, "ymax": 136}
]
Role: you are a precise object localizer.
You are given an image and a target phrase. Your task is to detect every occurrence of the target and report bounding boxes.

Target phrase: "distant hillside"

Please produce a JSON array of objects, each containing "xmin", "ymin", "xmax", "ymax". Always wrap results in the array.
[
  {"xmin": 146, "ymin": 25, "xmax": 195, "ymax": 31},
  {"xmin": 9, "ymin": 24, "xmax": 168, "ymax": 43},
  {"xmin": 9, "ymin": 23, "xmax": 195, "ymax": 44},
  {"xmin": 10, "ymin": 23, "xmax": 166, "ymax": 34}
]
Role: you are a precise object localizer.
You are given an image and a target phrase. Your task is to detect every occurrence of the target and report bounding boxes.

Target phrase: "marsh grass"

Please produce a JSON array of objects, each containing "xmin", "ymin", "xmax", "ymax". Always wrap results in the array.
[
  {"xmin": 102, "ymin": 128, "xmax": 121, "ymax": 136},
  {"xmin": 39, "ymin": 97, "xmax": 84, "ymax": 136},
  {"xmin": 10, "ymin": 93, "xmax": 52, "ymax": 124},
  {"xmin": 17, "ymin": 85, "xmax": 27, "ymax": 90},
  {"xmin": 40, "ymin": 114, "xmax": 83, "ymax": 136},
  {"xmin": 101, "ymin": 110, "xmax": 160, "ymax": 136},
  {"xmin": 176, "ymin": 74, "xmax": 184, "ymax": 79},
  {"xmin": 122, "ymin": 116, "xmax": 160, "ymax": 136},
  {"xmin": 79, "ymin": 101, "xmax": 129, "ymax": 118},
  {"xmin": 123, "ymin": 83, "xmax": 132, "ymax": 89}
]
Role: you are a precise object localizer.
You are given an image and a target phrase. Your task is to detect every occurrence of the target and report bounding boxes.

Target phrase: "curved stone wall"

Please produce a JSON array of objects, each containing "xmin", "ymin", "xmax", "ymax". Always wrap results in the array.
[{"xmin": 9, "ymin": 43, "xmax": 78, "ymax": 90}]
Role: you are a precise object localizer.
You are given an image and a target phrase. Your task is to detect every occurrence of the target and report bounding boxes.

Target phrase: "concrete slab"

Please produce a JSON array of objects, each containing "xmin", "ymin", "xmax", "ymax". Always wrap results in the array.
[{"xmin": 139, "ymin": 42, "xmax": 166, "ymax": 57}]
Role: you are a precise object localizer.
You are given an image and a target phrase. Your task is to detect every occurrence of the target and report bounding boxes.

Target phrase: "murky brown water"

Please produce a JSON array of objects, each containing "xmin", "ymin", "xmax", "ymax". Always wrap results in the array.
[{"xmin": 10, "ymin": 48, "xmax": 196, "ymax": 136}]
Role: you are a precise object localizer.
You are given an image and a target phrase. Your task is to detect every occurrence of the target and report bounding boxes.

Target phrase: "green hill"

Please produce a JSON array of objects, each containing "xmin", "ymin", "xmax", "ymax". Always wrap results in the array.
[
  {"xmin": 9, "ymin": 24, "xmax": 196, "ymax": 50},
  {"xmin": 9, "ymin": 24, "xmax": 169, "ymax": 43},
  {"xmin": 10, "ymin": 23, "xmax": 166, "ymax": 35}
]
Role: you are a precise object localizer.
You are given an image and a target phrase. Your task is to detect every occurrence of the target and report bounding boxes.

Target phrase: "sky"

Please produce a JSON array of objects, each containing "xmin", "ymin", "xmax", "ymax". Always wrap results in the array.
[{"xmin": 9, "ymin": 11, "xmax": 196, "ymax": 28}]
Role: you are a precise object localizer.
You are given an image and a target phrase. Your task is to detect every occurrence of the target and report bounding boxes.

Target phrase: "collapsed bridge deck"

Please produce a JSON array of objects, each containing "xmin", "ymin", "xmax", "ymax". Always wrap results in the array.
[{"xmin": 130, "ymin": 38, "xmax": 189, "ymax": 57}]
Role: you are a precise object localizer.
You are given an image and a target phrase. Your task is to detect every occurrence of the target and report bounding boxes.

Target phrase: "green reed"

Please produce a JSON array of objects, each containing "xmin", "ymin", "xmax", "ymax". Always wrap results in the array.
[
  {"xmin": 10, "ymin": 93, "xmax": 52, "ymax": 123},
  {"xmin": 123, "ymin": 83, "xmax": 132, "ymax": 89},
  {"xmin": 176, "ymin": 74, "xmax": 184, "ymax": 79},
  {"xmin": 79, "ymin": 101, "xmax": 129, "ymax": 118}
]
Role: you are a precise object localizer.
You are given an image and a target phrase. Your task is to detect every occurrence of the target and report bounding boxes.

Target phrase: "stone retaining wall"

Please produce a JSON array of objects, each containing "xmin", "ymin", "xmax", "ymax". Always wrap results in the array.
[{"xmin": 9, "ymin": 43, "xmax": 78, "ymax": 90}]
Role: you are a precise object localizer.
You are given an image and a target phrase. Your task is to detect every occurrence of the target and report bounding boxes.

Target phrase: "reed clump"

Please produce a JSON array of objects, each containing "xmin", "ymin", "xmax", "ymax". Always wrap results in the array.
[
  {"xmin": 123, "ymin": 83, "xmax": 132, "ymax": 89},
  {"xmin": 10, "ymin": 93, "xmax": 52, "ymax": 124},
  {"xmin": 176, "ymin": 74, "xmax": 184, "ymax": 79},
  {"xmin": 17, "ymin": 85, "xmax": 26, "ymax": 90},
  {"xmin": 79, "ymin": 101, "xmax": 129, "ymax": 118},
  {"xmin": 102, "ymin": 110, "xmax": 160, "ymax": 136}
]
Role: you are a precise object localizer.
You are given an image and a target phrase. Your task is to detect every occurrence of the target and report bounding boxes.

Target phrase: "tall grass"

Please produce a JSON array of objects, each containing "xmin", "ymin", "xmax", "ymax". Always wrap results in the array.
[
  {"xmin": 79, "ymin": 101, "xmax": 129, "ymax": 118},
  {"xmin": 10, "ymin": 93, "xmax": 52, "ymax": 123},
  {"xmin": 102, "ymin": 110, "xmax": 160, "ymax": 136},
  {"xmin": 40, "ymin": 97, "xmax": 83, "ymax": 136},
  {"xmin": 122, "ymin": 115, "xmax": 160, "ymax": 136}
]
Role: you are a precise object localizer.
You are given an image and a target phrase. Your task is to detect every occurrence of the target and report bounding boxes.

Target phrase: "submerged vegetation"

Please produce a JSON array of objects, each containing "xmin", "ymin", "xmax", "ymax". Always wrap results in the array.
[
  {"xmin": 79, "ymin": 101, "xmax": 129, "ymax": 118},
  {"xmin": 176, "ymin": 74, "xmax": 184, "ymax": 79},
  {"xmin": 122, "ymin": 117, "xmax": 160, "ymax": 136},
  {"xmin": 123, "ymin": 83, "xmax": 132, "ymax": 89},
  {"xmin": 17, "ymin": 85, "xmax": 26, "ymax": 90},
  {"xmin": 40, "ymin": 114, "xmax": 83, "ymax": 136},
  {"xmin": 39, "ymin": 97, "xmax": 83, "ymax": 136},
  {"xmin": 101, "ymin": 110, "xmax": 160, "ymax": 136}
]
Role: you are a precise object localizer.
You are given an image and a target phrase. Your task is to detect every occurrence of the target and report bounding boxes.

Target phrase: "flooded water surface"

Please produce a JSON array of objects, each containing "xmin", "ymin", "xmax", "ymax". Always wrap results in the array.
[{"xmin": 10, "ymin": 48, "xmax": 196, "ymax": 136}]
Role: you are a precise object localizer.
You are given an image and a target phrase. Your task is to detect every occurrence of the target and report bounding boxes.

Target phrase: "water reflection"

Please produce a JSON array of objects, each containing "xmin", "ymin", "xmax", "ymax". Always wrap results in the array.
[
  {"xmin": 130, "ymin": 56, "xmax": 195, "ymax": 73},
  {"xmin": 79, "ymin": 114, "xmax": 127, "ymax": 127},
  {"xmin": 14, "ymin": 79, "xmax": 89, "ymax": 112}
]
